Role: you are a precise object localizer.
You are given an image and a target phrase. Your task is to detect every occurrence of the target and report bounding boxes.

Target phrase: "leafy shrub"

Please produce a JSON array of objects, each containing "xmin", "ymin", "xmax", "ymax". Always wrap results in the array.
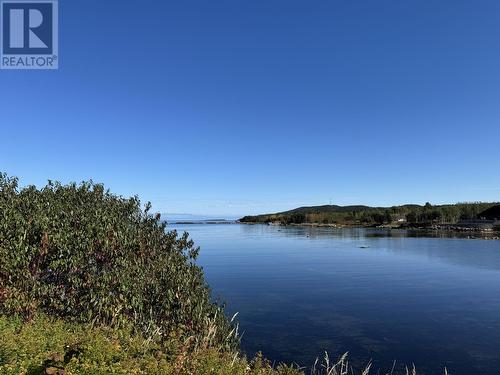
[{"xmin": 0, "ymin": 173, "xmax": 236, "ymax": 351}]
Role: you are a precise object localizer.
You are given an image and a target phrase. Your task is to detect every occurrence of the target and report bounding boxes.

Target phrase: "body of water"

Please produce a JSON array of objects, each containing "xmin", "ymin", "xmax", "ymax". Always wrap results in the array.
[{"xmin": 170, "ymin": 223, "xmax": 500, "ymax": 375}]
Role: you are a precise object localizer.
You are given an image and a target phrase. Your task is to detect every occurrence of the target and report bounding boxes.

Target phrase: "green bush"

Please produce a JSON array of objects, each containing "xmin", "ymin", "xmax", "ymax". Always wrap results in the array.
[{"xmin": 0, "ymin": 173, "xmax": 236, "ymax": 351}]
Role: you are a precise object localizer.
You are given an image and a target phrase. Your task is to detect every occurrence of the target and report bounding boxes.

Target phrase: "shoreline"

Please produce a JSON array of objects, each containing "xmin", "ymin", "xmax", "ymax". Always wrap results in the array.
[{"xmin": 238, "ymin": 221, "xmax": 500, "ymax": 240}]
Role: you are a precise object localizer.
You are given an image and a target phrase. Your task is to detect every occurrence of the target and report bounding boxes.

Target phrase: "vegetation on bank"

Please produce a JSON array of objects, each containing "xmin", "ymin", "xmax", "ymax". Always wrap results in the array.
[
  {"xmin": 239, "ymin": 202, "xmax": 500, "ymax": 226},
  {"xmin": 0, "ymin": 314, "xmax": 304, "ymax": 375},
  {"xmin": 0, "ymin": 173, "xmax": 251, "ymax": 374},
  {"xmin": 0, "ymin": 173, "xmax": 236, "ymax": 351}
]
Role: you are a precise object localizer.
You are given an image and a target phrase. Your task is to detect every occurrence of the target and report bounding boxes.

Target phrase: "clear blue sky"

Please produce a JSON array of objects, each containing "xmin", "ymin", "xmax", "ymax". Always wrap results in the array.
[{"xmin": 1, "ymin": 0, "xmax": 499, "ymax": 216}]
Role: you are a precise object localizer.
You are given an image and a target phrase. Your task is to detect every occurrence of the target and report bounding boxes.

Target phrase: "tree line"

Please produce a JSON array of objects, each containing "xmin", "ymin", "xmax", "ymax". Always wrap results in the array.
[{"xmin": 240, "ymin": 202, "xmax": 500, "ymax": 226}]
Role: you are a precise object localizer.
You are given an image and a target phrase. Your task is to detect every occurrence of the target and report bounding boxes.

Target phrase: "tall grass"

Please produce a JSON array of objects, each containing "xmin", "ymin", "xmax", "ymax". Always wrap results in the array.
[{"xmin": 309, "ymin": 352, "xmax": 448, "ymax": 375}]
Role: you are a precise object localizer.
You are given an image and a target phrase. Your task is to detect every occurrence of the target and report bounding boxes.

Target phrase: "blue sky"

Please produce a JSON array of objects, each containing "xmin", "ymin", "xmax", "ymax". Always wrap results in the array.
[{"xmin": 1, "ymin": 0, "xmax": 499, "ymax": 216}]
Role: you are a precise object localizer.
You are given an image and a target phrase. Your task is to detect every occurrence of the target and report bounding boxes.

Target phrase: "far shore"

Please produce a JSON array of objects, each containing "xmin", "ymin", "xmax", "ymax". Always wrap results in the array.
[{"xmin": 238, "ymin": 221, "xmax": 500, "ymax": 240}]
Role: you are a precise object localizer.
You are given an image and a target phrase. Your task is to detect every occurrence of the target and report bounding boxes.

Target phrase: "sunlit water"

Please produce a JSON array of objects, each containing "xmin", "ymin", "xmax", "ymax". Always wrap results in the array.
[{"xmin": 170, "ymin": 223, "xmax": 500, "ymax": 375}]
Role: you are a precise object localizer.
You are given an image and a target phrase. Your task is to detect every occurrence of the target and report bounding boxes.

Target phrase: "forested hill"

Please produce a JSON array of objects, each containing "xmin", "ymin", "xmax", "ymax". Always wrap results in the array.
[{"xmin": 239, "ymin": 202, "xmax": 500, "ymax": 226}]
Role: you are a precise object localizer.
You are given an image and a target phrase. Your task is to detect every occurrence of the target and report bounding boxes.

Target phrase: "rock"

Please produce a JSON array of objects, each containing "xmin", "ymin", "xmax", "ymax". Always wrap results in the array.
[{"xmin": 45, "ymin": 367, "xmax": 66, "ymax": 375}]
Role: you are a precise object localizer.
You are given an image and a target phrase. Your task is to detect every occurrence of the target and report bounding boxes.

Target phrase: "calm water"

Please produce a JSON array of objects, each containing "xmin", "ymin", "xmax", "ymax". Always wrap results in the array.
[{"xmin": 171, "ymin": 223, "xmax": 500, "ymax": 375}]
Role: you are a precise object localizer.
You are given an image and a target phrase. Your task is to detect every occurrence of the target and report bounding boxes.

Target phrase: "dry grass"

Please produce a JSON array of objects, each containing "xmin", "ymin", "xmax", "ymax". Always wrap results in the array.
[{"xmin": 308, "ymin": 352, "xmax": 449, "ymax": 375}]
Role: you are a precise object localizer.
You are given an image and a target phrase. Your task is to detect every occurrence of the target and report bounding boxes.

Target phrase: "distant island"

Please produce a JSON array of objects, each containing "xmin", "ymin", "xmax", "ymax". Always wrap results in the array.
[
  {"xmin": 239, "ymin": 202, "xmax": 500, "ymax": 232},
  {"xmin": 169, "ymin": 219, "xmax": 235, "ymax": 224}
]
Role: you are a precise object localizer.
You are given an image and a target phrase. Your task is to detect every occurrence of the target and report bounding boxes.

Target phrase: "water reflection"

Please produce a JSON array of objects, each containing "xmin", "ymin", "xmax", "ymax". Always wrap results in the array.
[{"xmin": 237, "ymin": 224, "xmax": 500, "ymax": 272}]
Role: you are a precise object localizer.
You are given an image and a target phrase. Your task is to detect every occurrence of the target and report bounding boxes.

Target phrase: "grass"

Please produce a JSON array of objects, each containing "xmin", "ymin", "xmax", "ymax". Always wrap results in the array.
[{"xmin": 0, "ymin": 314, "xmax": 303, "ymax": 375}]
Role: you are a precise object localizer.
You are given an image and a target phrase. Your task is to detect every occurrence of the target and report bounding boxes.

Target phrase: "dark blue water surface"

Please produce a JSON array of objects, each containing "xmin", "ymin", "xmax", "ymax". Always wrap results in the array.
[{"xmin": 171, "ymin": 223, "xmax": 500, "ymax": 375}]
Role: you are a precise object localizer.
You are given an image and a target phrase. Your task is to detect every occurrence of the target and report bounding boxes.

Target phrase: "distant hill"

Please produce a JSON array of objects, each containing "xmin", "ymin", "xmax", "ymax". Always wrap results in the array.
[
  {"xmin": 239, "ymin": 202, "xmax": 500, "ymax": 227},
  {"xmin": 279, "ymin": 204, "xmax": 421, "ymax": 215},
  {"xmin": 281, "ymin": 205, "xmax": 374, "ymax": 214},
  {"xmin": 162, "ymin": 213, "xmax": 238, "ymax": 223}
]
